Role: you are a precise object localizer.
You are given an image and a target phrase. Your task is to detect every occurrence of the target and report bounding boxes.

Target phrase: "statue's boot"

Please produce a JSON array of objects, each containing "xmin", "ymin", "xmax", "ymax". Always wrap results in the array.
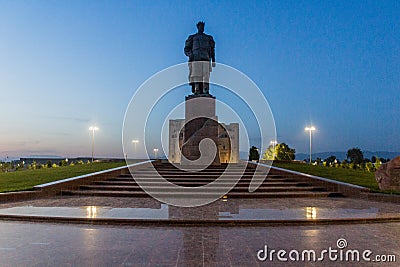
[
  {"xmin": 194, "ymin": 83, "xmax": 200, "ymax": 95},
  {"xmin": 203, "ymin": 83, "xmax": 209, "ymax": 94}
]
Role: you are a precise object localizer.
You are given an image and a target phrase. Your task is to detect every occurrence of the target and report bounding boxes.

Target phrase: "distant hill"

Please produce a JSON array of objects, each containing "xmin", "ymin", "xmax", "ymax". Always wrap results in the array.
[
  {"xmin": 296, "ymin": 151, "xmax": 399, "ymax": 161},
  {"xmin": 25, "ymin": 155, "xmax": 63, "ymax": 159}
]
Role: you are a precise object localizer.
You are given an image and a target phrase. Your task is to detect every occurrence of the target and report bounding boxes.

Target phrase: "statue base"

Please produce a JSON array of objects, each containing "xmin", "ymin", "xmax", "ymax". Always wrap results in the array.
[{"xmin": 181, "ymin": 95, "xmax": 220, "ymax": 165}]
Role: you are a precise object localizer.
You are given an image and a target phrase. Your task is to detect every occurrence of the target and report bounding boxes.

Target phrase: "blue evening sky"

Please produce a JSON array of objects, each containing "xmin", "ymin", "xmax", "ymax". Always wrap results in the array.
[{"xmin": 0, "ymin": 1, "xmax": 399, "ymax": 158}]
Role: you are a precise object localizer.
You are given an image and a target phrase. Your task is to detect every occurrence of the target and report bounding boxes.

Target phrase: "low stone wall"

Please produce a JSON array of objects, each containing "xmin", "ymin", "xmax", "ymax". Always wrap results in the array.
[
  {"xmin": 248, "ymin": 161, "xmax": 370, "ymax": 197},
  {"xmin": 0, "ymin": 161, "xmax": 154, "ymax": 203},
  {"xmin": 0, "ymin": 191, "xmax": 40, "ymax": 203},
  {"xmin": 361, "ymin": 192, "xmax": 400, "ymax": 203}
]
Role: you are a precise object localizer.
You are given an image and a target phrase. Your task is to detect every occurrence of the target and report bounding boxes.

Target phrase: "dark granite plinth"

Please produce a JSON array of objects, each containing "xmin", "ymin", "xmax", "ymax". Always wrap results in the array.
[
  {"xmin": 184, "ymin": 94, "xmax": 216, "ymax": 120},
  {"xmin": 181, "ymin": 95, "xmax": 220, "ymax": 165}
]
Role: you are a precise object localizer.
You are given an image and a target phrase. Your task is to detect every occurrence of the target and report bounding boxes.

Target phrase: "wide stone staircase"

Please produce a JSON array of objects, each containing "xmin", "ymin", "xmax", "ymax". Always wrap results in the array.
[{"xmin": 62, "ymin": 162, "xmax": 343, "ymax": 198}]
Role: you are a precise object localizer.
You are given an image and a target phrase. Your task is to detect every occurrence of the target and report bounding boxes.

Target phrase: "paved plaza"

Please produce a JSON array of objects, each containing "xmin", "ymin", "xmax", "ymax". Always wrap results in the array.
[
  {"xmin": 0, "ymin": 196, "xmax": 399, "ymax": 223},
  {"xmin": 0, "ymin": 220, "xmax": 399, "ymax": 266},
  {"xmin": 0, "ymin": 195, "xmax": 399, "ymax": 266}
]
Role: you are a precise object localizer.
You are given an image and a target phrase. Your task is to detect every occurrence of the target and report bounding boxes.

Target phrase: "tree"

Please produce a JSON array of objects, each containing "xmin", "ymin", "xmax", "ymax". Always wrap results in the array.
[
  {"xmin": 379, "ymin": 158, "xmax": 390, "ymax": 163},
  {"xmin": 347, "ymin": 147, "xmax": 364, "ymax": 165},
  {"xmin": 262, "ymin": 143, "xmax": 295, "ymax": 161},
  {"xmin": 274, "ymin": 143, "xmax": 295, "ymax": 161},
  {"xmin": 349, "ymin": 163, "xmax": 356, "ymax": 169},
  {"xmin": 58, "ymin": 160, "xmax": 68, "ymax": 167},
  {"xmin": 324, "ymin": 155, "xmax": 337, "ymax": 166},
  {"xmin": 248, "ymin": 146, "xmax": 260, "ymax": 161},
  {"xmin": 341, "ymin": 160, "xmax": 348, "ymax": 168},
  {"xmin": 365, "ymin": 162, "xmax": 375, "ymax": 172},
  {"xmin": 31, "ymin": 161, "xmax": 37, "ymax": 170},
  {"xmin": 262, "ymin": 145, "xmax": 275, "ymax": 160},
  {"xmin": 375, "ymin": 158, "xmax": 382, "ymax": 170}
]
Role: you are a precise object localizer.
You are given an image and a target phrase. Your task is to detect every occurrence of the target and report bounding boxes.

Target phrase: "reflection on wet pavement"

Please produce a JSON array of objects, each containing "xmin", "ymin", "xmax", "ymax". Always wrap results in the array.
[{"xmin": 0, "ymin": 197, "xmax": 399, "ymax": 221}]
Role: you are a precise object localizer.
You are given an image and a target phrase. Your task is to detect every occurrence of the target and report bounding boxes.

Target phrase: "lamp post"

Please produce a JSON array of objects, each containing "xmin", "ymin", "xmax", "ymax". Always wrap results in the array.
[
  {"xmin": 270, "ymin": 140, "xmax": 278, "ymax": 159},
  {"xmin": 270, "ymin": 140, "xmax": 278, "ymax": 147},
  {"xmin": 305, "ymin": 126, "xmax": 316, "ymax": 164},
  {"xmin": 89, "ymin": 126, "xmax": 99, "ymax": 163},
  {"xmin": 132, "ymin": 140, "xmax": 139, "ymax": 159},
  {"xmin": 153, "ymin": 148, "xmax": 159, "ymax": 159}
]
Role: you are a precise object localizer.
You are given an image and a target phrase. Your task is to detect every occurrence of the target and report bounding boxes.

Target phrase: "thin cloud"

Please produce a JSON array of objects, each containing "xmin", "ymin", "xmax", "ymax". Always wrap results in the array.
[
  {"xmin": 49, "ymin": 132, "xmax": 73, "ymax": 136},
  {"xmin": 47, "ymin": 116, "xmax": 91, "ymax": 123}
]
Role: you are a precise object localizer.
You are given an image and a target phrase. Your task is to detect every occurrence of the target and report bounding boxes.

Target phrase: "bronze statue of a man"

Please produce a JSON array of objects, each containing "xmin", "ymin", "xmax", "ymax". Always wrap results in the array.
[{"xmin": 184, "ymin": 21, "xmax": 216, "ymax": 95}]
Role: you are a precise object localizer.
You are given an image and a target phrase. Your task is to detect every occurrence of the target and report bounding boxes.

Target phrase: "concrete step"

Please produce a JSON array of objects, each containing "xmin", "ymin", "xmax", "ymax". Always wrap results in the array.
[
  {"xmin": 129, "ymin": 175, "xmax": 269, "ymax": 179},
  {"xmin": 79, "ymin": 185, "xmax": 323, "ymax": 192},
  {"xmin": 62, "ymin": 190, "xmax": 339, "ymax": 198},
  {"xmin": 106, "ymin": 178, "xmax": 304, "ymax": 184},
  {"xmin": 125, "ymin": 172, "xmax": 267, "ymax": 177},
  {"xmin": 93, "ymin": 181, "xmax": 311, "ymax": 187},
  {"xmin": 104, "ymin": 177, "xmax": 299, "ymax": 183},
  {"xmin": 59, "ymin": 163, "xmax": 343, "ymax": 199},
  {"xmin": 125, "ymin": 173, "xmax": 299, "ymax": 179},
  {"xmin": 149, "ymin": 172, "xmax": 252, "ymax": 176}
]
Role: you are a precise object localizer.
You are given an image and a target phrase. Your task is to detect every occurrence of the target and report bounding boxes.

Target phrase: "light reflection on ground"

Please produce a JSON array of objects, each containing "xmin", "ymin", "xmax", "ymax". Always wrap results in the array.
[{"xmin": 0, "ymin": 197, "xmax": 398, "ymax": 221}]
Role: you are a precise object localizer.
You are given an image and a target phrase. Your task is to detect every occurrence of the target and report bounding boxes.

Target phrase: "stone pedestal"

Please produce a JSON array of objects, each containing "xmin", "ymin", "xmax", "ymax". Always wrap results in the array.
[
  {"xmin": 375, "ymin": 156, "xmax": 400, "ymax": 191},
  {"xmin": 181, "ymin": 95, "xmax": 220, "ymax": 165}
]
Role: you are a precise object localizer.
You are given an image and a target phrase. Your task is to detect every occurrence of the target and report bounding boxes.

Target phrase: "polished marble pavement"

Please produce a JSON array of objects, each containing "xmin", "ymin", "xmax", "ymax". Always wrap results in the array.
[
  {"xmin": 0, "ymin": 220, "xmax": 399, "ymax": 266},
  {"xmin": 0, "ymin": 197, "xmax": 399, "ymax": 224},
  {"xmin": 0, "ymin": 195, "xmax": 399, "ymax": 266}
]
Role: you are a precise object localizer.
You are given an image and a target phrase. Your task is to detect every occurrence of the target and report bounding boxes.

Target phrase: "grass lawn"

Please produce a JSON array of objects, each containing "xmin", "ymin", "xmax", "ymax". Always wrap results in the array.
[
  {"xmin": 0, "ymin": 162, "xmax": 126, "ymax": 193},
  {"xmin": 273, "ymin": 162, "xmax": 392, "ymax": 193}
]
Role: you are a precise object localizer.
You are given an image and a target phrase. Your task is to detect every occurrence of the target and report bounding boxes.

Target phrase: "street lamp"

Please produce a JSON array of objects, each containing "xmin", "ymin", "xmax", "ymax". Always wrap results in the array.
[
  {"xmin": 89, "ymin": 126, "xmax": 99, "ymax": 163},
  {"xmin": 132, "ymin": 140, "xmax": 139, "ymax": 159},
  {"xmin": 270, "ymin": 140, "xmax": 278, "ymax": 160},
  {"xmin": 153, "ymin": 148, "xmax": 159, "ymax": 159},
  {"xmin": 269, "ymin": 140, "xmax": 278, "ymax": 146},
  {"xmin": 305, "ymin": 126, "xmax": 316, "ymax": 164}
]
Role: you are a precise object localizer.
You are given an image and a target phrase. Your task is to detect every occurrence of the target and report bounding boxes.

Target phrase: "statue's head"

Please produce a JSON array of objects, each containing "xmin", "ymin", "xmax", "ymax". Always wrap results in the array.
[{"xmin": 196, "ymin": 21, "xmax": 205, "ymax": 33}]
